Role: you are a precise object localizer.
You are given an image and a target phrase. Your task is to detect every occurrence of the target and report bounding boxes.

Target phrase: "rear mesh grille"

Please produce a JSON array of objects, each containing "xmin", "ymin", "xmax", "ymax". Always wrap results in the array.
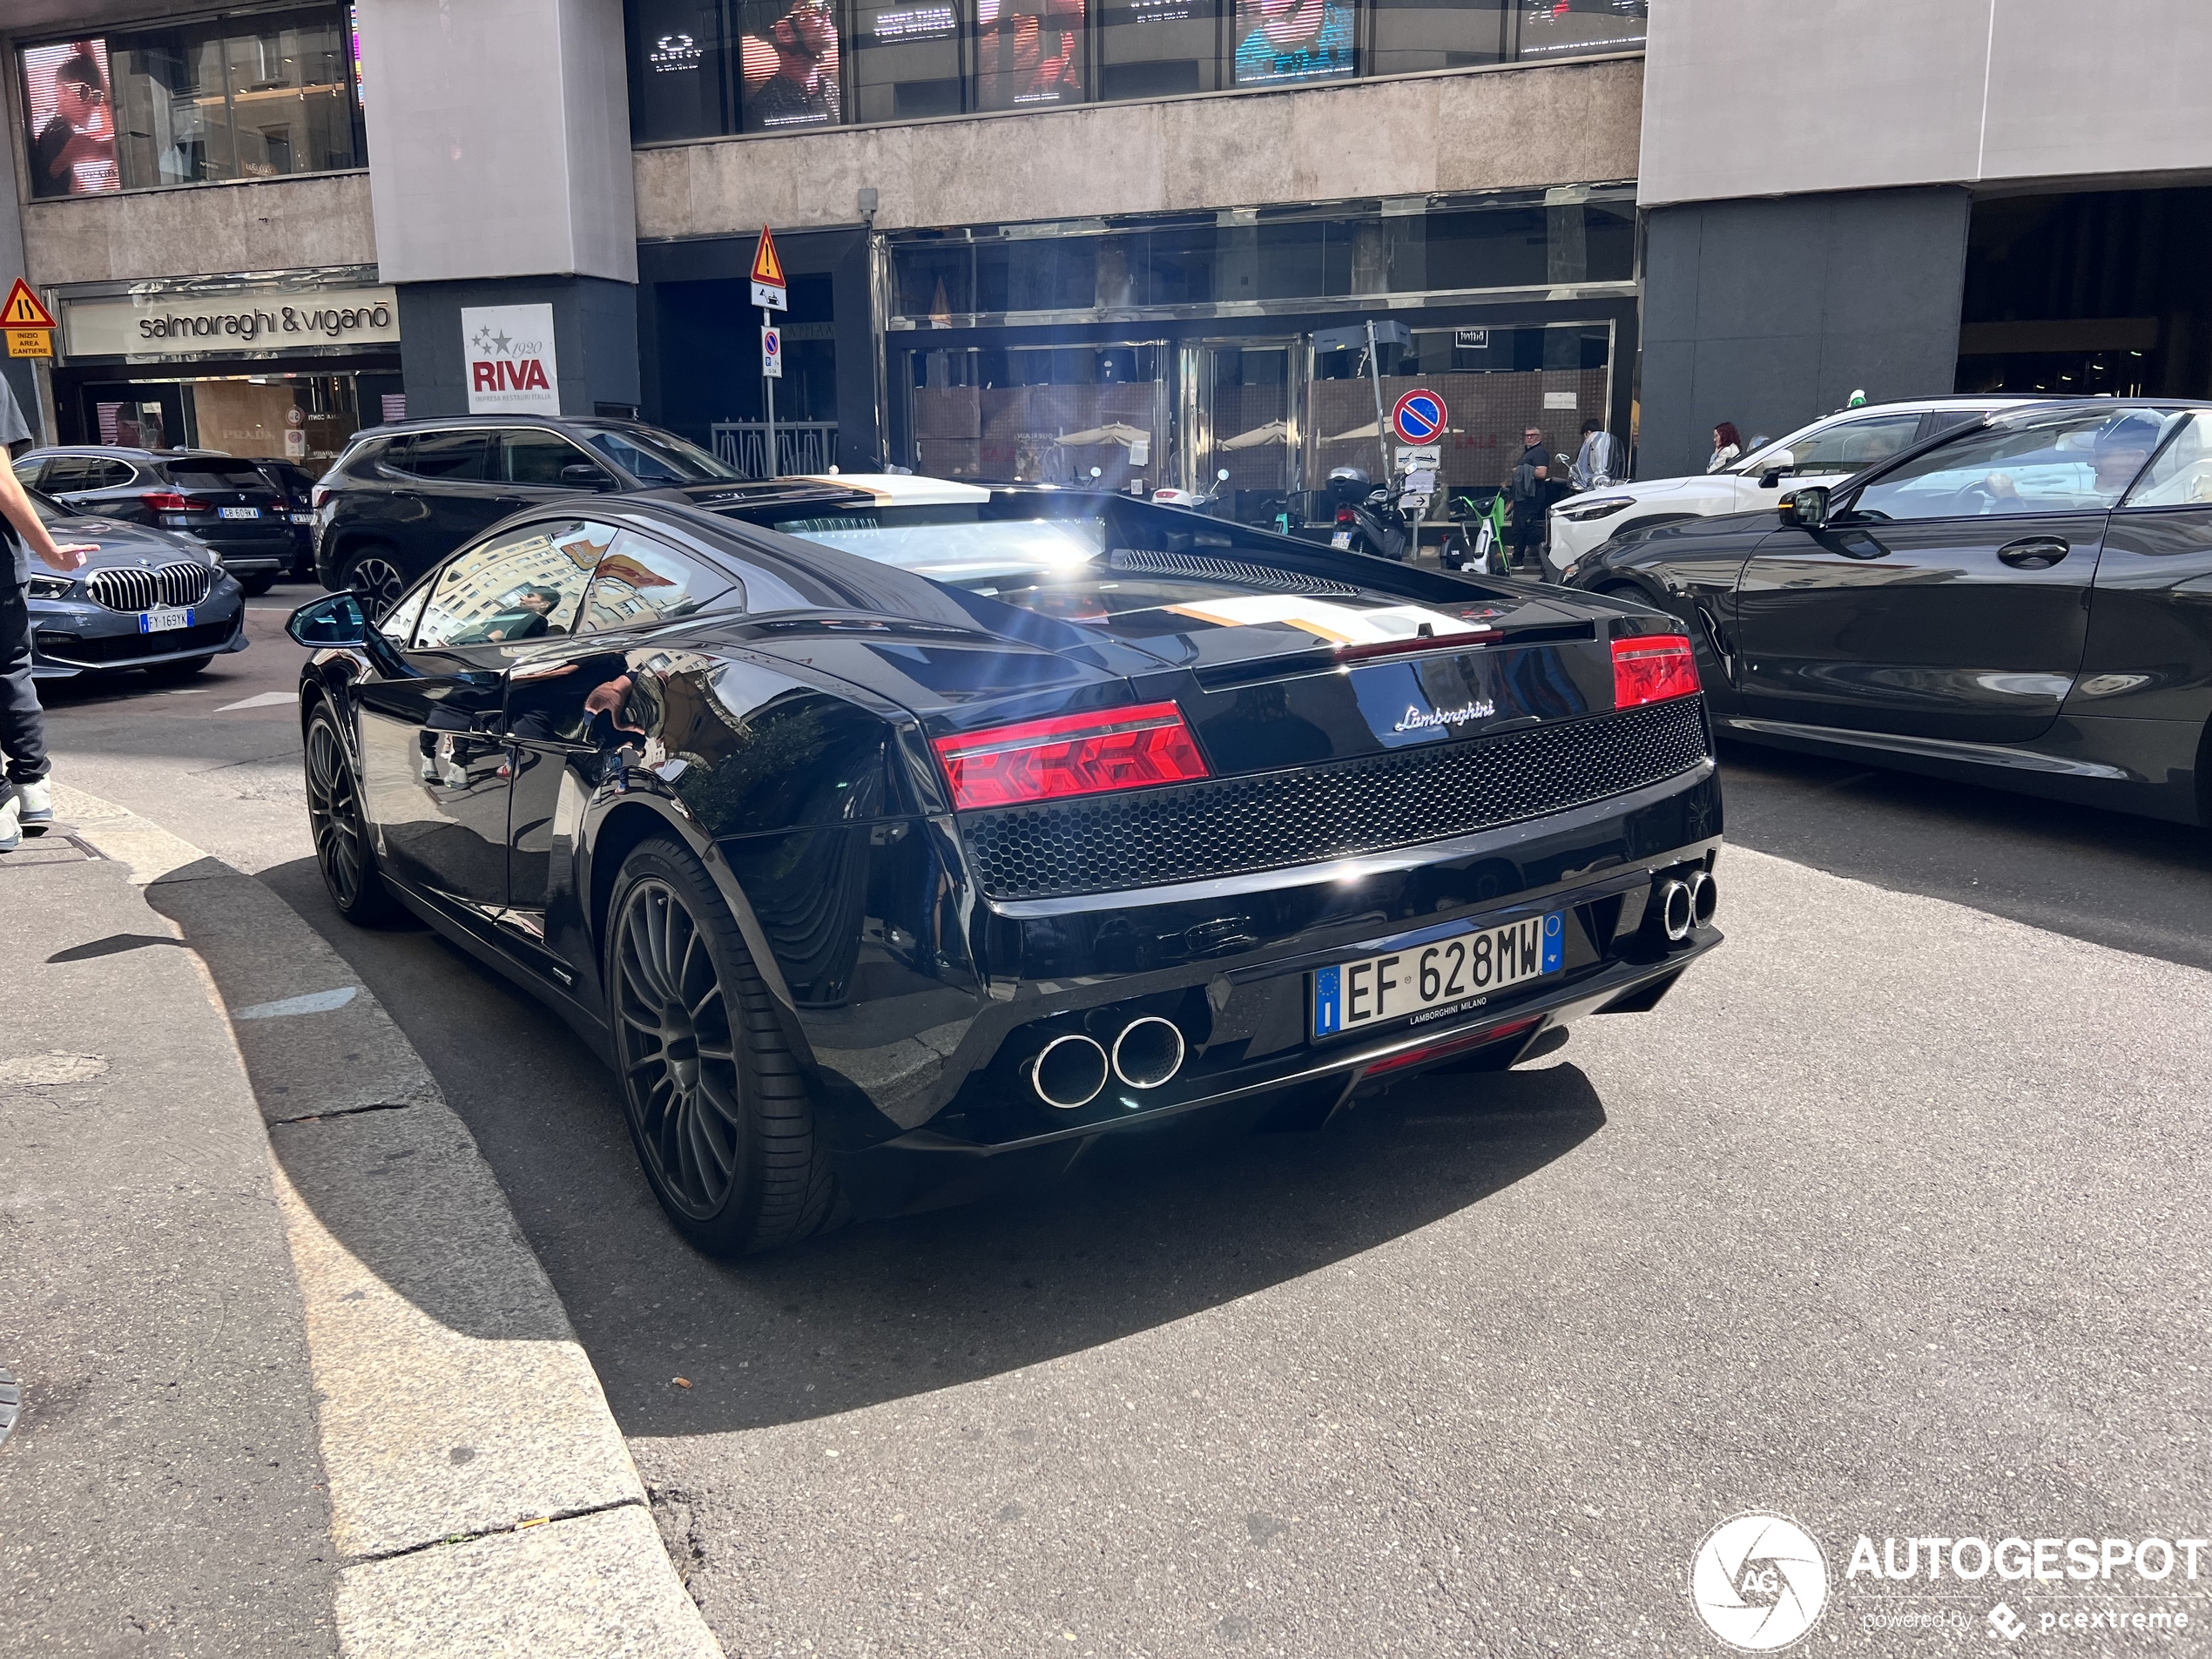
[
  {"xmin": 962, "ymin": 697, "xmax": 1710, "ymax": 900},
  {"xmin": 84, "ymin": 562, "xmax": 216, "ymax": 614}
]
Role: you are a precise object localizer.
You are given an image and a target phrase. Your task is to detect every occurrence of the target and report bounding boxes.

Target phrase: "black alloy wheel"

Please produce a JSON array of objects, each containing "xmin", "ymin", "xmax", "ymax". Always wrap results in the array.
[
  {"xmin": 341, "ymin": 549, "xmax": 408, "ymax": 620},
  {"xmin": 607, "ymin": 837, "xmax": 842, "ymax": 1256},
  {"xmin": 305, "ymin": 705, "xmax": 399, "ymax": 924}
]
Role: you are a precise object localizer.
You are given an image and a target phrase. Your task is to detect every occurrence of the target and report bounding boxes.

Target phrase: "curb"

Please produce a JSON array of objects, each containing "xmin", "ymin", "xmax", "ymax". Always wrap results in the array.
[{"xmin": 56, "ymin": 782, "xmax": 723, "ymax": 1659}]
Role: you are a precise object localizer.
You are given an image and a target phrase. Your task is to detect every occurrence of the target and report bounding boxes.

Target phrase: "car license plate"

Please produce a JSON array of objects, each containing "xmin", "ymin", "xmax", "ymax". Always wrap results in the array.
[
  {"xmin": 1330, "ymin": 530, "xmax": 1353, "ymax": 549},
  {"xmin": 290, "ymin": 510, "xmax": 314, "ymax": 524},
  {"xmin": 1312, "ymin": 914, "xmax": 1564, "ymax": 1039},
  {"xmin": 139, "ymin": 606, "xmax": 193, "ymax": 633},
  {"xmin": 219, "ymin": 506, "xmax": 261, "ymax": 519}
]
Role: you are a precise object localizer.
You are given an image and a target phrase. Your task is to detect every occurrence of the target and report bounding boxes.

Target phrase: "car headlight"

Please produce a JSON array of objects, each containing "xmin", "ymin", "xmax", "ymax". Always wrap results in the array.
[
  {"xmin": 1560, "ymin": 496, "xmax": 1636, "ymax": 523},
  {"xmin": 27, "ymin": 574, "xmax": 73, "ymax": 599}
]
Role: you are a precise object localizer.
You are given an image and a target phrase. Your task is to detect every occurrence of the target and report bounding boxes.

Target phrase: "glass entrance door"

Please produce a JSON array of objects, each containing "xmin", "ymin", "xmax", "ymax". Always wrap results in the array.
[{"xmin": 1197, "ymin": 339, "xmax": 1298, "ymax": 521}]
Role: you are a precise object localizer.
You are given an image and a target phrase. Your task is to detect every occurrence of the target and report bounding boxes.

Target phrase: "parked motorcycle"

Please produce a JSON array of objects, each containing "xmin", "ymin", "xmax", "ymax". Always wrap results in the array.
[{"xmin": 1322, "ymin": 459, "xmax": 1432, "ymax": 563}]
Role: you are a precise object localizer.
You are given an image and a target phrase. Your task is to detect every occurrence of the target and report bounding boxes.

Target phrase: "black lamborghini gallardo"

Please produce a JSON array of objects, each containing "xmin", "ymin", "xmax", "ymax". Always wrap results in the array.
[{"xmin": 289, "ymin": 476, "xmax": 1723, "ymax": 1253}]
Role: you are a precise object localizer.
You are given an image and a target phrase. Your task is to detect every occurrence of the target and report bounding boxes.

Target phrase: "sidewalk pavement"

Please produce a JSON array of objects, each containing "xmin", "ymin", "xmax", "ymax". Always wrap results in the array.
[{"xmin": 1, "ymin": 787, "xmax": 721, "ymax": 1658}]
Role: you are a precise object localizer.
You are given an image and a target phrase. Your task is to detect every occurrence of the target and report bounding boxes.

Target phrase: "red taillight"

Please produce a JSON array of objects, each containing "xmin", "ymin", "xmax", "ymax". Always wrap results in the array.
[
  {"xmin": 934, "ymin": 701, "xmax": 1211, "ymax": 811},
  {"xmin": 1334, "ymin": 505, "xmax": 1356, "ymax": 525},
  {"xmin": 1611, "ymin": 633, "xmax": 1700, "ymax": 708},
  {"xmin": 1364, "ymin": 1016, "xmax": 1541, "ymax": 1078},
  {"xmin": 310, "ymin": 483, "xmax": 331, "ymax": 509},
  {"xmin": 141, "ymin": 489, "xmax": 192, "ymax": 513}
]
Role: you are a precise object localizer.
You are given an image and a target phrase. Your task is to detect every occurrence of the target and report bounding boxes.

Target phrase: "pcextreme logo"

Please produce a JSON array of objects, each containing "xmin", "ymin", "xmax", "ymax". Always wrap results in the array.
[{"xmin": 1689, "ymin": 1513, "xmax": 1831, "ymax": 1651}]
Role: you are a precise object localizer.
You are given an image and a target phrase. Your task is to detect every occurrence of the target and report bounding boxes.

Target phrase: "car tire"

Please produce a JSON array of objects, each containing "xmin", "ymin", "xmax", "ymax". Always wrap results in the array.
[
  {"xmin": 304, "ymin": 701, "xmax": 402, "ymax": 927},
  {"xmin": 143, "ymin": 654, "xmax": 213, "ymax": 680},
  {"xmin": 338, "ymin": 545, "xmax": 409, "ymax": 621},
  {"xmin": 239, "ymin": 575, "xmax": 277, "ymax": 597},
  {"xmin": 606, "ymin": 835, "xmax": 846, "ymax": 1257}
]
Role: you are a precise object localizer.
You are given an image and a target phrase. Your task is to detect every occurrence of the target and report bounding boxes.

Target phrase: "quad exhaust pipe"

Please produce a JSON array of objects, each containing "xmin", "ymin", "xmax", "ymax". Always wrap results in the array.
[
  {"xmin": 1652, "ymin": 869, "xmax": 1717, "ymax": 946},
  {"xmin": 1030, "ymin": 1015, "xmax": 1189, "ymax": 1108}
]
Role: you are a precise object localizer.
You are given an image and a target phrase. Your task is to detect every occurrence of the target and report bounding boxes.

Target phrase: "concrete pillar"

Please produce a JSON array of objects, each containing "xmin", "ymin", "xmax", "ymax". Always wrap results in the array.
[{"xmin": 358, "ymin": 0, "xmax": 639, "ymax": 417}]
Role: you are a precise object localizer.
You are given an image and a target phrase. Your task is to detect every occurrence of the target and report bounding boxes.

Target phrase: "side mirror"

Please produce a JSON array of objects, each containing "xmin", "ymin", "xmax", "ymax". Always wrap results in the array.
[
  {"xmin": 287, "ymin": 592, "xmax": 367, "ymax": 645},
  {"xmin": 1779, "ymin": 485, "xmax": 1831, "ymax": 530},
  {"xmin": 560, "ymin": 463, "xmax": 612, "ymax": 490},
  {"xmin": 1757, "ymin": 448, "xmax": 1796, "ymax": 488}
]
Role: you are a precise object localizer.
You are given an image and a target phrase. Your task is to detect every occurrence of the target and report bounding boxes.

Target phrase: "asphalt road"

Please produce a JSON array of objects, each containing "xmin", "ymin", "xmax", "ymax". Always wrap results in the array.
[{"xmin": 38, "ymin": 596, "xmax": 2212, "ymax": 1656}]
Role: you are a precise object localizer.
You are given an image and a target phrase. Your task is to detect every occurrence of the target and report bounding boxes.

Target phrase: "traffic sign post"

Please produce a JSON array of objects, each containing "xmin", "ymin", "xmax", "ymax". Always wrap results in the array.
[
  {"xmin": 1391, "ymin": 388, "xmax": 1448, "ymax": 447},
  {"xmin": 3, "ymin": 279, "xmax": 55, "ymax": 359},
  {"xmin": 751, "ymin": 227, "xmax": 787, "ymax": 475}
]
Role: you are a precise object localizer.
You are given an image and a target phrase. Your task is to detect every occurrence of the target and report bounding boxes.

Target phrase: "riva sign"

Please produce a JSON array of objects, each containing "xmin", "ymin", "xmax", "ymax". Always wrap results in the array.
[{"xmin": 62, "ymin": 286, "xmax": 401, "ymax": 360}]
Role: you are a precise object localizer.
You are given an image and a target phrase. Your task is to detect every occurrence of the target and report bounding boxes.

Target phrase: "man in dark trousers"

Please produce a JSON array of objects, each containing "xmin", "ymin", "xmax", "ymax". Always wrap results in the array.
[
  {"xmin": 0, "ymin": 381, "xmax": 98, "ymax": 850},
  {"xmin": 1507, "ymin": 424, "xmax": 1550, "ymax": 574}
]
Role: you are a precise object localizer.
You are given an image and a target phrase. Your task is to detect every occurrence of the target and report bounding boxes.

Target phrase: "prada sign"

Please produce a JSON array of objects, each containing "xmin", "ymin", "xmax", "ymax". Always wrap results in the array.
[{"xmin": 62, "ymin": 285, "xmax": 401, "ymax": 361}]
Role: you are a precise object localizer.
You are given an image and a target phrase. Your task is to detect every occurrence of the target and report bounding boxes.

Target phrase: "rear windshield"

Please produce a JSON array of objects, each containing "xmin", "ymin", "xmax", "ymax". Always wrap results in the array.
[
  {"xmin": 168, "ymin": 462, "xmax": 271, "ymax": 490},
  {"xmin": 580, "ymin": 426, "xmax": 739, "ymax": 484},
  {"xmin": 766, "ymin": 505, "xmax": 1109, "ymax": 590}
]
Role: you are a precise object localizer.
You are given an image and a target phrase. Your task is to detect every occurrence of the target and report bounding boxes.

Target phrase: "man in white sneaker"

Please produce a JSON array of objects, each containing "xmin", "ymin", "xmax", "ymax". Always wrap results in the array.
[{"xmin": 0, "ymin": 379, "xmax": 98, "ymax": 851}]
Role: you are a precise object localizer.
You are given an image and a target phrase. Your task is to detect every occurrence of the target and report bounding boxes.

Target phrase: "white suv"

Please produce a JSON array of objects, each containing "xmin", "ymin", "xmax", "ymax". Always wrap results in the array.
[{"xmin": 1545, "ymin": 396, "xmax": 2044, "ymax": 579}]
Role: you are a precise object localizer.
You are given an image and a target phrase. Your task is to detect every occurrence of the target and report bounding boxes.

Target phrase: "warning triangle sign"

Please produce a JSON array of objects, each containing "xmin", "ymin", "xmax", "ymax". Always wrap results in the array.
[
  {"xmin": 1, "ymin": 280, "xmax": 54, "ymax": 329},
  {"xmin": 750, "ymin": 226, "xmax": 786, "ymax": 290}
]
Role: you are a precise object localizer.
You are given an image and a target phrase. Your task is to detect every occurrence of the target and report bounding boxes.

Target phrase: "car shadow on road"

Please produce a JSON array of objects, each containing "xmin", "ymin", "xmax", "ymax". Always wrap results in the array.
[
  {"xmin": 255, "ymin": 855, "xmax": 1607, "ymax": 1436},
  {"xmin": 1717, "ymin": 738, "xmax": 2212, "ymax": 973}
]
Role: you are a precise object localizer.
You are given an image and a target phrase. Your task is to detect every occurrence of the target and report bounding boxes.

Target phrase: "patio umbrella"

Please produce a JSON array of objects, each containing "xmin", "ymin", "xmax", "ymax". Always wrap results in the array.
[{"xmin": 1219, "ymin": 419, "xmax": 1290, "ymax": 450}]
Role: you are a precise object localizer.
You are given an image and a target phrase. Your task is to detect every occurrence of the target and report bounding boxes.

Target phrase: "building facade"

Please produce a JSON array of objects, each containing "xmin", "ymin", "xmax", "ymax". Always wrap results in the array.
[{"xmin": 6, "ymin": 0, "xmax": 2209, "ymax": 508}]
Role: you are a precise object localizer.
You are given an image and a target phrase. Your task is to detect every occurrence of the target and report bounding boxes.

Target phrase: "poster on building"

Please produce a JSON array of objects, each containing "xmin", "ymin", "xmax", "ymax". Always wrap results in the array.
[
  {"xmin": 1231, "ymin": 0, "xmax": 1353, "ymax": 88},
  {"xmin": 20, "ymin": 38, "xmax": 119, "ymax": 199},
  {"xmin": 738, "ymin": 0, "xmax": 843, "ymax": 132},
  {"xmin": 462, "ymin": 304, "xmax": 561, "ymax": 415}
]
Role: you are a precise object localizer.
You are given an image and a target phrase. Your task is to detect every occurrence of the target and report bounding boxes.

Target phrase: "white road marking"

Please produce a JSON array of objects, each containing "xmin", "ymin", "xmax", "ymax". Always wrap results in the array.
[
  {"xmin": 217, "ymin": 691, "xmax": 300, "ymax": 712},
  {"xmin": 232, "ymin": 986, "xmax": 358, "ymax": 1021}
]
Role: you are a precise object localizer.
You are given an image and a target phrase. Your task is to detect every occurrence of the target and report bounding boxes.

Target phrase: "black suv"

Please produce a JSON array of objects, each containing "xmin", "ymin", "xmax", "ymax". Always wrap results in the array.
[
  {"xmin": 312, "ymin": 415, "xmax": 751, "ymax": 612},
  {"xmin": 245, "ymin": 457, "xmax": 325, "ymax": 580},
  {"xmin": 13, "ymin": 447, "xmax": 293, "ymax": 594}
]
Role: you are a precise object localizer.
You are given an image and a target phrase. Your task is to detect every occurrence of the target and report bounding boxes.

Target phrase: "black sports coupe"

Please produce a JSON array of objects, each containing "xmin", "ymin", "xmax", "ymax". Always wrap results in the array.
[
  {"xmin": 288, "ymin": 477, "xmax": 1723, "ymax": 1254},
  {"xmin": 1566, "ymin": 399, "xmax": 2212, "ymax": 826}
]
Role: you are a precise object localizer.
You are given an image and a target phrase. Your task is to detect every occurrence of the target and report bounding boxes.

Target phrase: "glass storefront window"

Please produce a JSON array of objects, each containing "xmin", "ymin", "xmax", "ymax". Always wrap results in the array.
[
  {"xmin": 1230, "ymin": 0, "xmax": 1356, "ymax": 87},
  {"xmin": 629, "ymin": 0, "xmax": 745, "ymax": 140},
  {"xmin": 909, "ymin": 343, "xmax": 1169, "ymax": 486},
  {"xmin": 1096, "ymin": 0, "xmax": 1224, "ymax": 103},
  {"xmin": 20, "ymin": 7, "xmax": 362, "ymax": 199},
  {"xmin": 1514, "ymin": 0, "xmax": 1648, "ymax": 61},
  {"xmin": 1368, "ymin": 0, "xmax": 1506, "ymax": 77}
]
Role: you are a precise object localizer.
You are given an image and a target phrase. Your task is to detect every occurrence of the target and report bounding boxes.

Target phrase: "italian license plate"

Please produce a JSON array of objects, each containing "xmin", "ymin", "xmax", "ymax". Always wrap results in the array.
[
  {"xmin": 290, "ymin": 510, "xmax": 314, "ymax": 523},
  {"xmin": 139, "ymin": 606, "xmax": 193, "ymax": 633},
  {"xmin": 1329, "ymin": 530, "xmax": 1354, "ymax": 550},
  {"xmin": 219, "ymin": 506, "xmax": 261, "ymax": 519},
  {"xmin": 1312, "ymin": 914, "xmax": 1564, "ymax": 1039}
]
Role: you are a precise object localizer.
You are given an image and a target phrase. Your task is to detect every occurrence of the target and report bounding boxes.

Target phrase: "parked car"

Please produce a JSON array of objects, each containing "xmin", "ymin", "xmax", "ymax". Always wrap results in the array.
[
  {"xmin": 1566, "ymin": 399, "xmax": 2212, "ymax": 824},
  {"xmin": 246, "ymin": 457, "xmax": 325, "ymax": 581},
  {"xmin": 311, "ymin": 415, "xmax": 753, "ymax": 615},
  {"xmin": 289, "ymin": 475, "xmax": 1724, "ymax": 1254},
  {"xmin": 1545, "ymin": 396, "xmax": 2043, "ymax": 580},
  {"xmin": 20, "ymin": 487, "xmax": 247, "ymax": 681},
  {"xmin": 12, "ymin": 447, "xmax": 293, "ymax": 595}
]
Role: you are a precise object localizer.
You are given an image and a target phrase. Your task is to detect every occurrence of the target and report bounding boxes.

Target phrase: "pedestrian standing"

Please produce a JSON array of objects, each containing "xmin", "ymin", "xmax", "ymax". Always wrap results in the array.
[
  {"xmin": 1570, "ymin": 417, "xmax": 1623, "ymax": 490},
  {"xmin": 1707, "ymin": 422, "xmax": 1743, "ymax": 473},
  {"xmin": 0, "ymin": 376, "xmax": 98, "ymax": 850},
  {"xmin": 1507, "ymin": 424, "xmax": 1549, "ymax": 572}
]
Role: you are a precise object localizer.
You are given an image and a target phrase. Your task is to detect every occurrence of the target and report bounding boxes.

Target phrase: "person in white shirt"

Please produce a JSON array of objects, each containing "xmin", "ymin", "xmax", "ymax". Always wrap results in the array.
[
  {"xmin": 1570, "ymin": 419, "xmax": 1623, "ymax": 490},
  {"xmin": 1707, "ymin": 421, "xmax": 1743, "ymax": 474}
]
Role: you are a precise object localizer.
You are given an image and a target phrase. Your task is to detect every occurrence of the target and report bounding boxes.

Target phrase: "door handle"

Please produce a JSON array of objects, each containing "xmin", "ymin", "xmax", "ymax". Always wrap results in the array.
[{"xmin": 1997, "ymin": 537, "xmax": 2068, "ymax": 570}]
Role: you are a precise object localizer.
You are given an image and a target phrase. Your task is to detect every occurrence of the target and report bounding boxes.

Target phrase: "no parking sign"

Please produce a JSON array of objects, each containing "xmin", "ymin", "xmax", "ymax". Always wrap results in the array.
[
  {"xmin": 761, "ymin": 324, "xmax": 783, "ymax": 380},
  {"xmin": 1391, "ymin": 388, "xmax": 1448, "ymax": 446}
]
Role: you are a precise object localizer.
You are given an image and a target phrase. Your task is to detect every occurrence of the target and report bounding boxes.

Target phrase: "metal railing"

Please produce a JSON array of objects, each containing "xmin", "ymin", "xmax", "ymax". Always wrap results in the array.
[{"xmin": 710, "ymin": 421, "xmax": 840, "ymax": 480}]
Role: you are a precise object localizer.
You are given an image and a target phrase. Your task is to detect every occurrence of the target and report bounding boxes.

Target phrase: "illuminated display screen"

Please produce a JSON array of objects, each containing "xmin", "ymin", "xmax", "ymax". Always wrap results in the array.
[
  {"xmin": 978, "ymin": 0, "xmax": 1087, "ymax": 108},
  {"xmin": 1232, "ymin": 0, "xmax": 1354, "ymax": 87},
  {"xmin": 738, "ymin": 0, "xmax": 843, "ymax": 129},
  {"xmin": 20, "ymin": 37, "xmax": 119, "ymax": 198}
]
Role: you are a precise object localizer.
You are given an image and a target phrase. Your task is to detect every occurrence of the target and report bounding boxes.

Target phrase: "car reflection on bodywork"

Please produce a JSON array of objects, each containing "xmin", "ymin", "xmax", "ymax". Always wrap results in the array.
[{"xmin": 293, "ymin": 477, "xmax": 1724, "ymax": 1256}]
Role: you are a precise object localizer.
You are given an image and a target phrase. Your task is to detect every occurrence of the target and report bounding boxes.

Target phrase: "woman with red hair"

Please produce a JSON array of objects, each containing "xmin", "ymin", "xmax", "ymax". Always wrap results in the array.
[{"xmin": 1707, "ymin": 421, "xmax": 1743, "ymax": 474}]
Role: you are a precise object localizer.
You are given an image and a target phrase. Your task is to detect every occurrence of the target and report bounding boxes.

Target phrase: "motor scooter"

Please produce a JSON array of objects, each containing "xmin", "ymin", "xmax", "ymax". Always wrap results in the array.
[{"xmin": 1322, "ymin": 459, "xmax": 1430, "ymax": 562}]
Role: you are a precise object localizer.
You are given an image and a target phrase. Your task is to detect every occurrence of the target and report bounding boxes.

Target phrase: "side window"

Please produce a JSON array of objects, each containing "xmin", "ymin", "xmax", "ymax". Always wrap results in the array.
[
  {"xmin": 10, "ymin": 456, "xmax": 43, "ymax": 486},
  {"xmin": 1788, "ymin": 414, "xmax": 1924, "ymax": 474},
  {"xmin": 1852, "ymin": 408, "xmax": 2168, "ymax": 522},
  {"xmin": 1918, "ymin": 408, "xmax": 1982, "ymax": 441},
  {"xmin": 397, "ymin": 430, "xmax": 495, "ymax": 482},
  {"xmin": 411, "ymin": 520, "xmax": 603, "ymax": 650},
  {"xmin": 42, "ymin": 458, "xmax": 91, "ymax": 492},
  {"xmin": 579, "ymin": 529, "xmax": 736, "ymax": 633},
  {"xmin": 375, "ymin": 580, "xmax": 434, "ymax": 649},
  {"xmin": 84, "ymin": 459, "xmax": 137, "ymax": 489},
  {"xmin": 2122, "ymin": 413, "xmax": 2212, "ymax": 509},
  {"xmin": 504, "ymin": 429, "xmax": 615, "ymax": 489}
]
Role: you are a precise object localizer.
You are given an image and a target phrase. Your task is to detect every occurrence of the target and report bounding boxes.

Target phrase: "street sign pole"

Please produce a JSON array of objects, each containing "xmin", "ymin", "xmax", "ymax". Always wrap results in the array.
[
  {"xmin": 761, "ymin": 306, "xmax": 776, "ymax": 477},
  {"xmin": 1365, "ymin": 320, "xmax": 1390, "ymax": 479}
]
